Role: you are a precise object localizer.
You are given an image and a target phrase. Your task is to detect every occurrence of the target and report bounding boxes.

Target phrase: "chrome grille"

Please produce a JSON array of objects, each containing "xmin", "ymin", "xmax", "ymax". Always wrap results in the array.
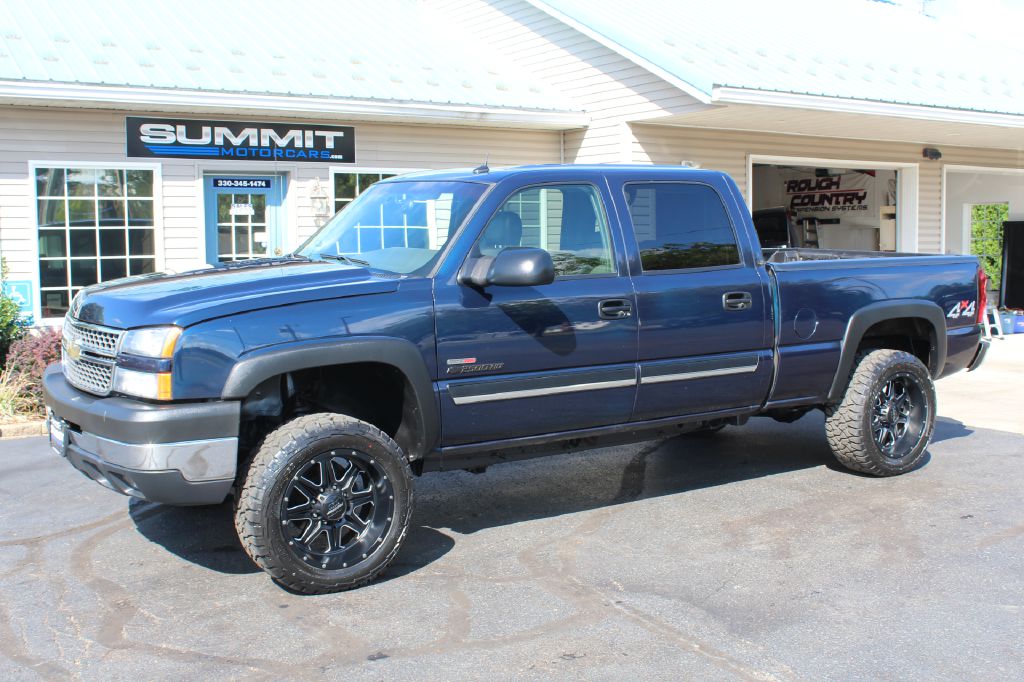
[{"xmin": 62, "ymin": 318, "xmax": 123, "ymax": 396}]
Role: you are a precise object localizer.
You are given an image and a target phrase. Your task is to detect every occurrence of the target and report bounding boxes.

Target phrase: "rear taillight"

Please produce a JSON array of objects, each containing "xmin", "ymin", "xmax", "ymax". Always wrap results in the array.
[{"xmin": 977, "ymin": 267, "xmax": 989, "ymax": 325}]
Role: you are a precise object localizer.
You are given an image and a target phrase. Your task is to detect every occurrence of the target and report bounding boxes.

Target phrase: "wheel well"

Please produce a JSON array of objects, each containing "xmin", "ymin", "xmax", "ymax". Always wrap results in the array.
[
  {"xmin": 237, "ymin": 362, "xmax": 423, "ymax": 464},
  {"xmin": 855, "ymin": 317, "xmax": 936, "ymax": 374}
]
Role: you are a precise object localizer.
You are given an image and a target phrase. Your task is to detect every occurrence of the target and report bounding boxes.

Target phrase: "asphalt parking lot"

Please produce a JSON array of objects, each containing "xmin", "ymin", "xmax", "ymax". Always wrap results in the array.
[{"xmin": 2, "ymin": 339, "xmax": 1022, "ymax": 680}]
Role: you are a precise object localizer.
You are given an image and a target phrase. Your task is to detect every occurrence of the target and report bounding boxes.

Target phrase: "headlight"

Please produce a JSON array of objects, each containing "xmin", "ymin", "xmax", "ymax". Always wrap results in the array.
[
  {"xmin": 114, "ymin": 326, "xmax": 181, "ymax": 400},
  {"xmin": 120, "ymin": 326, "xmax": 181, "ymax": 359}
]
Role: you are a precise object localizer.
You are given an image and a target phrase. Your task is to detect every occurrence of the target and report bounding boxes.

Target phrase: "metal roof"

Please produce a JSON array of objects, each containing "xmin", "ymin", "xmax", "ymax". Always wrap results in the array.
[
  {"xmin": 532, "ymin": 0, "xmax": 1024, "ymax": 117},
  {"xmin": 0, "ymin": 0, "xmax": 580, "ymax": 116}
]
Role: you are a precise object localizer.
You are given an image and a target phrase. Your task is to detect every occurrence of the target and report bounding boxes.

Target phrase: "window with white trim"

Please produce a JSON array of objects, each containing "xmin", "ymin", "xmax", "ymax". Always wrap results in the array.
[
  {"xmin": 36, "ymin": 167, "xmax": 156, "ymax": 317},
  {"xmin": 332, "ymin": 171, "xmax": 397, "ymax": 213}
]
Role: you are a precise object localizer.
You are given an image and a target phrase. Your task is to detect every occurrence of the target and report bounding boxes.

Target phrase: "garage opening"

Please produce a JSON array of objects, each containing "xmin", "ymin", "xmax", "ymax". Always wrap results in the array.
[{"xmin": 751, "ymin": 163, "xmax": 899, "ymax": 252}]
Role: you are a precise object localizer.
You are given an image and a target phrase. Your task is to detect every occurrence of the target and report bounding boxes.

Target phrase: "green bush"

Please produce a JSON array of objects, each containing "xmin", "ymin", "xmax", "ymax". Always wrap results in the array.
[{"xmin": 0, "ymin": 259, "xmax": 26, "ymax": 367}]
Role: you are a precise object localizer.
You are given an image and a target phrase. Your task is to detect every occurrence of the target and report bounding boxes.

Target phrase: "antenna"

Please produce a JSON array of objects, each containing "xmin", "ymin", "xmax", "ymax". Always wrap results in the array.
[{"xmin": 473, "ymin": 154, "xmax": 490, "ymax": 174}]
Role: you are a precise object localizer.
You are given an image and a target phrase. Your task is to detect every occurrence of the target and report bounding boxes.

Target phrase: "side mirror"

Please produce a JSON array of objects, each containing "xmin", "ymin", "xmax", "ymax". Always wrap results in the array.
[{"xmin": 459, "ymin": 247, "xmax": 556, "ymax": 288}]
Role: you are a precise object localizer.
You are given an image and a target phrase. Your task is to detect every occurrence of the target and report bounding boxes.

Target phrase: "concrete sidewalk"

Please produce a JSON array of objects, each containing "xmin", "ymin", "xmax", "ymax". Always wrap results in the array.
[{"xmin": 937, "ymin": 333, "xmax": 1024, "ymax": 435}]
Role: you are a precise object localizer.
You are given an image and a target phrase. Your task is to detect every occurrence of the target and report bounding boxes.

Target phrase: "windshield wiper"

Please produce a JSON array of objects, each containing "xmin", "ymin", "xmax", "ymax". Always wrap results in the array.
[{"xmin": 319, "ymin": 252, "xmax": 371, "ymax": 267}]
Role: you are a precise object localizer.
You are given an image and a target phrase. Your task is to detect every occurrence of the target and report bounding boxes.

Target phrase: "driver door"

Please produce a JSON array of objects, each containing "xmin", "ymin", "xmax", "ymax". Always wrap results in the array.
[{"xmin": 434, "ymin": 182, "xmax": 638, "ymax": 446}]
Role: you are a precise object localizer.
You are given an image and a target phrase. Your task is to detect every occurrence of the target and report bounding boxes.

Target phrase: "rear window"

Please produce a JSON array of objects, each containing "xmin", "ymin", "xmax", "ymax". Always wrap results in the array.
[{"xmin": 624, "ymin": 182, "xmax": 740, "ymax": 271}]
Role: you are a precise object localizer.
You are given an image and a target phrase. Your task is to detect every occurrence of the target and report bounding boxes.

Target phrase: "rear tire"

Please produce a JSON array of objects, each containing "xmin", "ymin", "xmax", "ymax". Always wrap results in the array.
[
  {"xmin": 234, "ymin": 413, "xmax": 414, "ymax": 594},
  {"xmin": 825, "ymin": 349, "xmax": 935, "ymax": 476}
]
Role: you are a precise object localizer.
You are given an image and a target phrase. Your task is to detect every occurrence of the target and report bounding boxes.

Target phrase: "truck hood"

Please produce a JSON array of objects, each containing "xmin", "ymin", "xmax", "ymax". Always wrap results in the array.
[{"xmin": 72, "ymin": 258, "xmax": 400, "ymax": 329}]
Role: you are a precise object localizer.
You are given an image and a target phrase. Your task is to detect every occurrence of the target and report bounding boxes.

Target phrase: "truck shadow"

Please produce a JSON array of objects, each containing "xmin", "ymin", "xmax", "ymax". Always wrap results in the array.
[{"xmin": 129, "ymin": 413, "xmax": 970, "ymax": 581}]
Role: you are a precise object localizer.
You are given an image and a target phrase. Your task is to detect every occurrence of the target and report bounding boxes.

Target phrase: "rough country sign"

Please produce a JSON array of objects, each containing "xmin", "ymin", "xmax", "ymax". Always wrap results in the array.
[
  {"xmin": 126, "ymin": 117, "xmax": 355, "ymax": 163},
  {"xmin": 785, "ymin": 173, "xmax": 873, "ymax": 216}
]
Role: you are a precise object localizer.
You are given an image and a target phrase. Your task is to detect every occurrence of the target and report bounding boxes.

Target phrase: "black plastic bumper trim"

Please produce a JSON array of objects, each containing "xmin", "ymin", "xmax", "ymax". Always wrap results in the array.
[{"xmin": 43, "ymin": 365, "xmax": 240, "ymax": 443}]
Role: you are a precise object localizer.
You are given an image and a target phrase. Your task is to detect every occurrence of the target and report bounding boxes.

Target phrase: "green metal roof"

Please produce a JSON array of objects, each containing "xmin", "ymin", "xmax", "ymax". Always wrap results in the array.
[
  {"xmin": 0, "ymin": 0, "xmax": 580, "ymax": 114},
  {"xmin": 533, "ymin": 0, "xmax": 1024, "ymax": 117}
]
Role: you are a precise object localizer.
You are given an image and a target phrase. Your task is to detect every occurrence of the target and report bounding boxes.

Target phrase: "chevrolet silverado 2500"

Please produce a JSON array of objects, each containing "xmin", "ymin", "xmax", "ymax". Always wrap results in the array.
[{"xmin": 45, "ymin": 165, "xmax": 989, "ymax": 593}]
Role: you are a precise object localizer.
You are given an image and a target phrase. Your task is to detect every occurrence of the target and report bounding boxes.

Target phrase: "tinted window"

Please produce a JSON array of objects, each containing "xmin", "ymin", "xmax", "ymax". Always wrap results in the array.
[
  {"xmin": 625, "ymin": 183, "xmax": 740, "ymax": 271},
  {"xmin": 478, "ymin": 184, "xmax": 614, "ymax": 276}
]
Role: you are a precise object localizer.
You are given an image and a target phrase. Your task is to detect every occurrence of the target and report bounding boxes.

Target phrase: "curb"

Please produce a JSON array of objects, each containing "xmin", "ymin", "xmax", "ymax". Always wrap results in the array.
[{"xmin": 0, "ymin": 420, "xmax": 47, "ymax": 439}]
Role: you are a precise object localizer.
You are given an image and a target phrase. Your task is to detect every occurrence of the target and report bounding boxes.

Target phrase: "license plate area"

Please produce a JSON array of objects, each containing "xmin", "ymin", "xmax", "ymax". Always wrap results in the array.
[{"xmin": 47, "ymin": 411, "xmax": 69, "ymax": 458}]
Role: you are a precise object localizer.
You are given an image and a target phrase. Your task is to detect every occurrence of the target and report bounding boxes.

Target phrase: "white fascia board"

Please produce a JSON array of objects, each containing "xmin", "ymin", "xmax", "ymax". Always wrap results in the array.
[
  {"xmin": 0, "ymin": 80, "xmax": 589, "ymax": 130},
  {"xmin": 524, "ymin": 0, "xmax": 712, "ymax": 106},
  {"xmin": 714, "ymin": 86, "xmax": 1024, "ymax": 129}
]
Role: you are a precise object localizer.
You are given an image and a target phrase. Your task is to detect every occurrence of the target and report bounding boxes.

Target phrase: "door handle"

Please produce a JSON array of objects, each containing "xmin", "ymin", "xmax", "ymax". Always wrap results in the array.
[
  {"xmin": 722, "ymin": 291, "xmax": 753, "ymax": 311},
  {"xmin": 599, "ymin": 299, "xmax": 632, "ymax": 320}
]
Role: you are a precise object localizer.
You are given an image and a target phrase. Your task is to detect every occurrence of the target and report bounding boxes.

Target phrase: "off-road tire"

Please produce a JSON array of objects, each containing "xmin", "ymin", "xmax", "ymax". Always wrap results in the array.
[
  {"xmin": 234, "ymin": 413, "xmax": 414, "ymax": 594},
  {"xmin": 825, "ymin": 349, "xmax": 936, "ymax": 476}
]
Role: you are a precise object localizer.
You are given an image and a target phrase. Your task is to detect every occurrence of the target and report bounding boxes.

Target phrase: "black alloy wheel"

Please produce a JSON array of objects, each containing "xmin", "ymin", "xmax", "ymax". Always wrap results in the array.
[
  {"xmin": 870, "ymin": 373, "xmax": 929, "ymax": 460},
  {"xmin": 281, "ymin": 450, "xmax": 394, "ymax": 571}
]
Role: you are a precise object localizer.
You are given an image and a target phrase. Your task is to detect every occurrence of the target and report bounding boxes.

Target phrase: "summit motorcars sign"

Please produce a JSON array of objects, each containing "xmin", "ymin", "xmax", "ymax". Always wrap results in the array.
[{"xmin": 125, "ymin": 117, "xmax": 355, "ymax": 163}]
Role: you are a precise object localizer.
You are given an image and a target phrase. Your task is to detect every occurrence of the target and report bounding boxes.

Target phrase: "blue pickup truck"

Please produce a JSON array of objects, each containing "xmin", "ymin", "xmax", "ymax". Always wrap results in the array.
[{"xmin": 45, "ymin": 164, "xmax": 988, "ymax": 593}]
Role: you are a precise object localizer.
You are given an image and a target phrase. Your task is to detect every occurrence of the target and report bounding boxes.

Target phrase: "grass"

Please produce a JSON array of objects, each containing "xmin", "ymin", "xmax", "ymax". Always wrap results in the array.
[{"xmin": 0, "ymin": 367, "xmax": 34, "ymax": 421}]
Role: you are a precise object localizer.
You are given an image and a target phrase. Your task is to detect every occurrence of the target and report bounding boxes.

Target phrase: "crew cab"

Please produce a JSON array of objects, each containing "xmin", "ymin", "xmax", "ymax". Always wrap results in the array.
[{"xmin": 44, "ymin": 165, "xmax": 989, "ymax": 593}]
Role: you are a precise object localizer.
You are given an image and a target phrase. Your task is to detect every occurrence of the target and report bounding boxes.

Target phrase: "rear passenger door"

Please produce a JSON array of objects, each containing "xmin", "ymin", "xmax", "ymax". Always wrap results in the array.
[{"xmin": 619, "ymin": 180, "xmax": 773, "ymax": 421}]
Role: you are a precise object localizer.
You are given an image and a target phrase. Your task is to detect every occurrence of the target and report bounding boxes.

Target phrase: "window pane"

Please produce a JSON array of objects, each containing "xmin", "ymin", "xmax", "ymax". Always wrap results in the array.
[
  {"xmin": 36, "ymin": 168, "xmax": 65, "ymax": 197},
  {"xmin": 126, "ymin": 169, "xmax": 153, "ymax": 197},
  {"xmin": 100, "ymin": 259, "xmax": 128, "ymax": 281},
  {"xmin": 334, "ymin": 173, "xmax": 356, "ymax": 200},
  {"xmin": 625, "ymin": 183, "xmax": 740, "ymax": 271},
  {"xmin": 128, "ymin": 229, "xmax": 155, "ymax": 256},
  {"xmin": 218, "ymin": 225, "xmax": 232, "ymax": 255},
  {"xmin": 99, "ymin": 229, "xmax": 127, "ymax": 257},
  {"xmin": 69, "ymin": 229, "xmax": 97, "ymax": 257},
  {"xmin": 98, "ymin": 199, "xmax": 126, "ymax": 226},
  {"xmin": 40, "ymin": 260, "xmax": 68, "ymax": 287},
  {"xmin": 234, "ymin": 225, "xmax": 250, "ymax": 255},
  {"xmin": 39, "ymin": 230, "xmax": 66, "ymax": 258},
  {"xmin": 67, "ymin": 199, "xmax": 95, "ymax": 226},
  {"xmin": 251, "ymin": 194, "xmax": 266, "ymax": 222},
  {"xmin": 129, "ymin": 258, "xmax": 156, "ymax": 275},
  {"xmin": 127, "ymin": 200, "xmax": 153, "ymax": 226},
  {"xmin": 66, "ymin": 168, "xmax": 96, "ymax": 196},
  {"xmin": 38, "ymin": 199, "xmax": 66, "ymax": 227},
  {"xmin": 70, "ymin": 259, "xmax": 98, "ymax": 287},
  {"xmin": 97, "ymin": 169, "xmax": 125, "ymax": 197},
  {"xmin": 41, "ymin": 290, "xmax": 69, "ymax": 318},
  {"xmin": 480, "ymin": 184, "xmax": 614, "ymax": 276}
]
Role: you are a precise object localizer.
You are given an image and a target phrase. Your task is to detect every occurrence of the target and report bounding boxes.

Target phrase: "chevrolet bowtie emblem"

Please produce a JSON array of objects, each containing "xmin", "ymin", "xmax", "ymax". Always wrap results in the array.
[{"xmin": 66, "ymin": 338, "xmax": 83, "ymax": 362}]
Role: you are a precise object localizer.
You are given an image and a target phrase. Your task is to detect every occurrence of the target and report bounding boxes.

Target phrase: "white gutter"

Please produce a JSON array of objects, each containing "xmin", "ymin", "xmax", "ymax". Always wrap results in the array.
[
  {"xmin": 714, "ymin": 86, "xmax": 1024, "ymax": 129},
  {"xmin": 0, "ymin": 80, "xmax": 589, "ymax": 130},
  {"xmin": 524, "ymin": 0, "xmax": 712, "ymax": 106}
]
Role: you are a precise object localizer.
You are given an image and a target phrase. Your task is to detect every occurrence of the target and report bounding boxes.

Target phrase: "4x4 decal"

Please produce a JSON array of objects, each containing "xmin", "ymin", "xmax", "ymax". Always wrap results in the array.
[{"xmin": 947, "ymin": 300, "xmax": 976, "ymax": 319}]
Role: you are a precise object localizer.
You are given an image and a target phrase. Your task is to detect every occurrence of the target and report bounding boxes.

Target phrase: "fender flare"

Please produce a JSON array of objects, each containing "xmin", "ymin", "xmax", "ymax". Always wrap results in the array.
[
  {"xmin": 221, "ymin": 336, "xmax": 438, "ymax": 458},
  {"xmin": 827, "ymin": 300, "xmax": 947, "ymax": 402}
]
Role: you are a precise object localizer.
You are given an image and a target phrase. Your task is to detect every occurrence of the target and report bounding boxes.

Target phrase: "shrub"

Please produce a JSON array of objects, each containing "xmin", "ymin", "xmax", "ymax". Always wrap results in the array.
[
  {"xmin": 5, "ymin": 327, "xmax": 62, "ymax": 416},
  {"xmin": 0, "ymin": 259, "xmax": 25, "ymax": 366}
]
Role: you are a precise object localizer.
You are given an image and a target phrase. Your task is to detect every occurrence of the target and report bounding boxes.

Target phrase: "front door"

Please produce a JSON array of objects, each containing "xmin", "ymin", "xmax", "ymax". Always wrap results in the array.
[
  {"xmin": 203, "ymin": 175, "xmax": 284, "ymax": 264},
  {"xmin": 435, "ymin": 182, "xmax": 638, "ymax": 446}
]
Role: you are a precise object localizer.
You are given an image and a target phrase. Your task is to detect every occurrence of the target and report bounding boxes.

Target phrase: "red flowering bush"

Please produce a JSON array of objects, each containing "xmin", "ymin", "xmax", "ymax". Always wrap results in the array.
[{"xmin": 5, "ymin": 327, "xmax": 62, "ymax": 416}]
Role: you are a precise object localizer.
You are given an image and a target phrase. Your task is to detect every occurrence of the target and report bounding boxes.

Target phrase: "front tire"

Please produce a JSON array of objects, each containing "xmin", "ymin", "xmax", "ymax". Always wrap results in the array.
[
  {"xmin": 825, "ymin": 349, "xmax": 936, "ymax": 476},
  {"xmin": 234, "ymin": 413, "xmax": 414, "ymax": 594}
]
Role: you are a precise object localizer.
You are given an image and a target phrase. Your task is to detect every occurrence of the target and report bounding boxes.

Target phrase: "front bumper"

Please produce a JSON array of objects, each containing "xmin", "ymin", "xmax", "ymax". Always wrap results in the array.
[{"xmin": 43, "ymin": 366, "xmax": 240, "ymax": 506}]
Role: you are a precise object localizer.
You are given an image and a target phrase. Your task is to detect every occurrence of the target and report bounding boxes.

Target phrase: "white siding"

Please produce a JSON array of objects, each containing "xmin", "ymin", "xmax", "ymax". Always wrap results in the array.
[
  {"xmin": 0, "ymin": 106, "xmax": 559, "ymax": 319},
  {"xmin": 630, "ymin": 123, "xmax": 1024, "ymax": 253},
  {"xmin": 442, "ymin": 0, "xmax": 704, "ymax": 162}
]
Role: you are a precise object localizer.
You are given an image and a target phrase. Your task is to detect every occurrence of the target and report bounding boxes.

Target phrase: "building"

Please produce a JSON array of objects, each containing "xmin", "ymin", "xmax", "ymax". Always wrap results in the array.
[{"xmin": 1, "ymin": 0, "xmax": 1022, "ymax": 323}]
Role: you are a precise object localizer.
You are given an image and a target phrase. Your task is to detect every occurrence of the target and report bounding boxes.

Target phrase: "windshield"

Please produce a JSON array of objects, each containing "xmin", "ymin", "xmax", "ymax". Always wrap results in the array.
[{"xmin": 297, "ymin": 180, "xmax": 488, "ymax": 275}]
